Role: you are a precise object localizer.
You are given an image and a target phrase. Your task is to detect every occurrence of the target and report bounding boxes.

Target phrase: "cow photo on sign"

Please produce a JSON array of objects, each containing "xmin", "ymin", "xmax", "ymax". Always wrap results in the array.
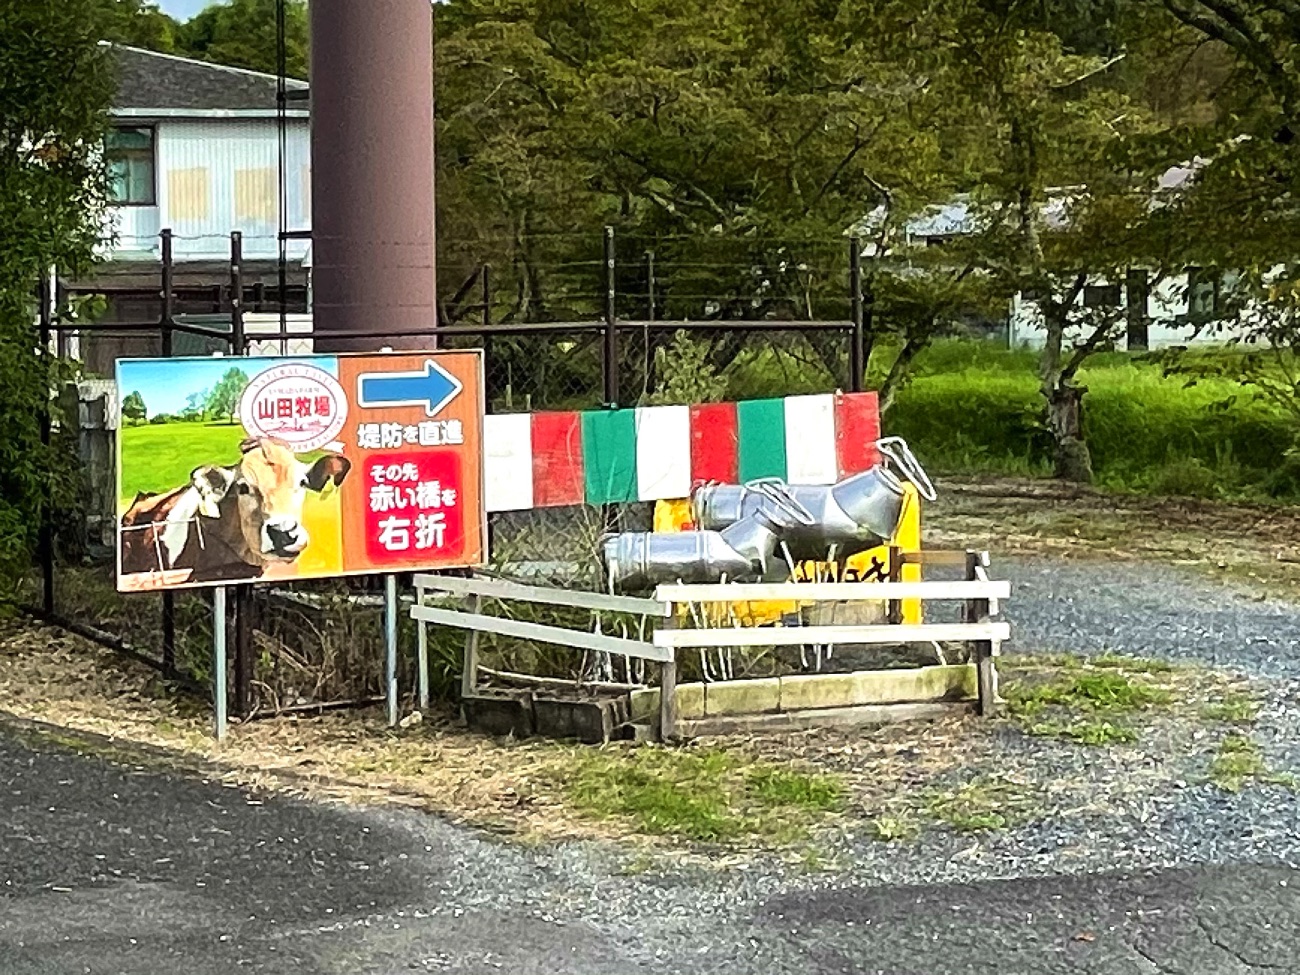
[{"xmin": 115, "ymin": 352, "xmax": 486, "ymax": 592}]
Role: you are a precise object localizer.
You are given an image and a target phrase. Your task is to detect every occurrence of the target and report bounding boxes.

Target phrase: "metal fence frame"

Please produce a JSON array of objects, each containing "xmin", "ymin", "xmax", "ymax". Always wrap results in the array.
[{"xmin": 32, "ymin": 225, "xmax": 874, "ymax": 721}]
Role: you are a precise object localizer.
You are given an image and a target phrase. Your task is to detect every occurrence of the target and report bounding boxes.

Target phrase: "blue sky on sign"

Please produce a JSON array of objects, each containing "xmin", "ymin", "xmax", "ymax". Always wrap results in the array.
[{"xmin": 118, "ymin": 356, "xmax": 338, "ymax": 416}]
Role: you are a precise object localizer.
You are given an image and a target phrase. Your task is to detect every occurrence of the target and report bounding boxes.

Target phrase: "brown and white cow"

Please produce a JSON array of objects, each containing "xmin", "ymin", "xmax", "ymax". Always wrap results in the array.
[{"xmin": 120, "ymin": 438, "xmax": 351, "ymax": 583}]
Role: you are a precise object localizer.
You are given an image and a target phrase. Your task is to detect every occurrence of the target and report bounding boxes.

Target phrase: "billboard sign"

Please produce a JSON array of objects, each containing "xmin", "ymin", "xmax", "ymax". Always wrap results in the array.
[{"xmin": 115, "ymin": 351, "xmax": 485, "ymax": 592}]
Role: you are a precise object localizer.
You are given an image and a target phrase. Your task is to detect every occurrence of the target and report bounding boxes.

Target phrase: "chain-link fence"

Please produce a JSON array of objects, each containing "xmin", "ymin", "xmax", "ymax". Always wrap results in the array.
[{"xmin": 32, "ymin": 226, "xmax": 870, "ymax": 715}]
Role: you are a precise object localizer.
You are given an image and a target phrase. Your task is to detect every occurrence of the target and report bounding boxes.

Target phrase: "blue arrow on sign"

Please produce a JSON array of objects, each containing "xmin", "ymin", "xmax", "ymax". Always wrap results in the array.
[{"xmin": 356, "ymin": 359, "xmax": 464, "ymax": 417}]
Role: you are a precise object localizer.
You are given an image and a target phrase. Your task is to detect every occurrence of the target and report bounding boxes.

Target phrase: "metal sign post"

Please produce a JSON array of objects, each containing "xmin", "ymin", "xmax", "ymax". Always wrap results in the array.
[
  {"xmin": 213, "ymin": 587, "xmax": 228, "ymax": 741},
  {"xmin": 385, "ymin": 574, "xmax": 399, "ymax": 727}
]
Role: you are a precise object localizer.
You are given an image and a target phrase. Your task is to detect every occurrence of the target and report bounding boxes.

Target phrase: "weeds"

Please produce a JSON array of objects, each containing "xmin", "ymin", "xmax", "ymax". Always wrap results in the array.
[
  {"xmin": 1003, "ymin": 657, "xmax": 1175, "ymax": 746},
  {"xmin": 747, "ymin": 767, "xmax": 843, "ymax": 810},
  {"xmin": 868, "ymin": 814, "xmax": 920, "ymax": 842},
  {"xmin": 1201, "ymin": 694, "xmax": 1261, "ymax": 725},
  {"xmin": 1209, "ymin": 735, "xmax": 1294, "ymax": 792},
  {"xmin": 924, "ymin": 777, "xmax": 1040, "ymax": 832},
  {"xmin": 1007, "ymin": 670, "xmax": 1172, "ymax": 719},
  {"xmin": 559, "ymin": 747, "xmax": 844, "ymax": 843},
  {"xmin": 1026, "ymin": 719, "xmax": 1138, "ymax": 745},
  {"xmin": 1091, "ymin": 653, "xmax": 1175, "ymax": 674}
]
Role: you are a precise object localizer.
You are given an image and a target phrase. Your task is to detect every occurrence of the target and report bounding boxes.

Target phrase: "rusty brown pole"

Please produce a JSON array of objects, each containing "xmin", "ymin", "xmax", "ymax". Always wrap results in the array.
[{"xmin": 310, "ymin": 0, "xmax": 436, "ymax": 351}]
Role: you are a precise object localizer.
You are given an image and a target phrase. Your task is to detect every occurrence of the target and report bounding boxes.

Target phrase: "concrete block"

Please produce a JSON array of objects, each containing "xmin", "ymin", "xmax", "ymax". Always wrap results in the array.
[
  {"xmin": 628, "ymin": 682, "xmax": 705, "ymax": 721},
  {"xmin": 533, "ymin": 696, "xmax": 629, "ymax": 744},
  {"xmin": 780, "ymin": 673, "xmax": 858, "ymax": 712},
  {"xmin": 463, "ymin": 691, "xmax": 534, "ymax": 738},
  {"xmin": 705, "ymin": 678, "xmax": 781, "ymax": 716},
  {"xmin": 778, "ymin": 664, "xmax": 978, "ymax": 712}
]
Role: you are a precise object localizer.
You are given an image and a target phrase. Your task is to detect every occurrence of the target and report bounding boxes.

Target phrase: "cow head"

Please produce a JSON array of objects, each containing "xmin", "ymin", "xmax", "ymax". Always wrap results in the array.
[{"xmin": 191, "ymin": 438, "xmax": 352, "ymax": 565}]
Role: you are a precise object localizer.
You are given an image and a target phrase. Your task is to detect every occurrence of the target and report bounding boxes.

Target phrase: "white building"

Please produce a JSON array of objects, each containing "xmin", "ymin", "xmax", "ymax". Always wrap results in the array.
[
  {"xmin": 73, "ymin": 46, "xmax": 315, "ymax": 371},
  {"xmin": 102, "ymin": 44, "xmax": 311, "ymax": 264},
  {"xmin": 867, "ymin": 194, "xmax": 1251, "ymax": 351}
]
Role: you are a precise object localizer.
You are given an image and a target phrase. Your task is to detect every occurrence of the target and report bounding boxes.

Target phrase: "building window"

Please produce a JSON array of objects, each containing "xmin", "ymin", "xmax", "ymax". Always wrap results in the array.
[
  {"xmin": 1187, "ymin": 266, "xmax": 1223, "ymax": 321},
  {"xmin": 106, "ymin": 127, "xmax": 155, "ymax": 205},
  {"xmin": 1084, "ymin": 283, "xmax": 1122, "ymax": 308}
]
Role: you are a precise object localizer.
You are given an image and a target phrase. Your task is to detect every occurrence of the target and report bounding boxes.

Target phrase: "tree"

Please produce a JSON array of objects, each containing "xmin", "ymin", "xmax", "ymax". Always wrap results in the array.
[
  {"xmin": 917, "ymin": 0, "xmax": 1176, "ymax": 482},
  {"xmin": 0, "ymin": 0, "xmax": 113, "ymax": 594},
  {"xmin": 435, "ymin": 0, "xmax": 968, "ymax": 403},
  {"xmin": 96, "ymin": 0, "xmax": 180, "ymax": 52},
  {"xmin": 177, "ymin": 0, "xmax": 308, "ymax": 78},
  {"xmin": 122, "ymin": 390, "xmax": 147, "ymax": 424},
  {"xmin": 205, "ymin": 368, "xmax": 249, "ymax": 423}
]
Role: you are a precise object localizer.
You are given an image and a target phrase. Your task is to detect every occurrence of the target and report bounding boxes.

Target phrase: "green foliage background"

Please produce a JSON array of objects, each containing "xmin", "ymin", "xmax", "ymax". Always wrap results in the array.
[{"xmin": 0, "ymin": 0, "xmax": 113, "ymax": 598}]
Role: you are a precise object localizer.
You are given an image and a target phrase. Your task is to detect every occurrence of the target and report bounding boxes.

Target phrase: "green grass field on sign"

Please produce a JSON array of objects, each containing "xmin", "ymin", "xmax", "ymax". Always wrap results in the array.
[{"xmin": 118, "ymin": 421, "xmax": 248, "ymax": 509}]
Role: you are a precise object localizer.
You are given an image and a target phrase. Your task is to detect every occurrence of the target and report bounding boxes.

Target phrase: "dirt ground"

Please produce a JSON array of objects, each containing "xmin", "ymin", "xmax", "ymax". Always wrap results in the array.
[{"xmin": 2, "ymin": 476, "xmax": 1296, "ymax": 852}]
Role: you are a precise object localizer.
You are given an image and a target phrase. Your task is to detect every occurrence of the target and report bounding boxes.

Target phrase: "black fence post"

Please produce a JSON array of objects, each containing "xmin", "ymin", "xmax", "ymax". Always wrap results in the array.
[
  {"xmin": 849, "ymin": 235, "xmax": 865, "ymax": 393},
  {"xmin": 230, "ymin": 231, "xmax": 245, "ymax": 354},
  {"xmin": 37, "ymin": 270, "xmax": 54, "ymax": 618},
  {"xmin": 160, "ymin": 229, "xmax": 174, "ymax": 357},
  {"xmin": 481, "ymin": 263, "xmax": 494, "ymax": 400},
  {"xmin": 603, "ymin": 226, "xmax": 618, "ymax": 407},
  {"xmin": 159, "ymin": 229, "xmax": 176, "ymax": 670},
  {"xmin": 229, "ymin": 230, "xmax": 255, "ymax": 716},
  {"xmin": 646, "ymin": 249, "xmax": 656, "ymax": 323}
]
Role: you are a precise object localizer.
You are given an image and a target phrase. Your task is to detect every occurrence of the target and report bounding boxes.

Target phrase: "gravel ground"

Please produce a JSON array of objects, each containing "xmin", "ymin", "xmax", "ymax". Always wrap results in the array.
[
  {"xmin": 9, "ymin": 553, "xmax": 1300, "ymax": 972},
  {"xmin": 5, "ymin": 727, "xmax": 1300, "ymax": 974},
  {"xmin": 1001, "ymin": 555, "xmax": 1300, "ymax": 678}
]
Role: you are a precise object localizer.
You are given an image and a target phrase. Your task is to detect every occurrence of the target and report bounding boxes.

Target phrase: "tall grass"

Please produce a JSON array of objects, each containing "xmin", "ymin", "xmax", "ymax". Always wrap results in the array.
[{"xmin": 889, "ymin": 340, "xmax": 1297, "ymax": 500}]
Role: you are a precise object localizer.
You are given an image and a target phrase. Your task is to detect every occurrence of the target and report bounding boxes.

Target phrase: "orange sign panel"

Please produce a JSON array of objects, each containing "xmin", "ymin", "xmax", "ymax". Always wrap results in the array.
[{"xmin": 115, "ymin": 351, "xmax": 485, "ymax": 592}]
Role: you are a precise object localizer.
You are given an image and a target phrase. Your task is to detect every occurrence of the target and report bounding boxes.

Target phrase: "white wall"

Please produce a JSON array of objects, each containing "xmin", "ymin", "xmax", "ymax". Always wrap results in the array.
[
  {"xmin": 1007, "ymin": 271, "xmax": 1261, "ymax": 350},
  {"xmin": 105, "ymin": 117, "xmax": 310, "ymax": 263}
]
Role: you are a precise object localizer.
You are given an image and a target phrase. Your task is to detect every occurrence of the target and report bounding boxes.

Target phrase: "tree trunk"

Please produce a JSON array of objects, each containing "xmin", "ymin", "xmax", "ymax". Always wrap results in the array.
[{"xmin": 1044, "ymin": 380, "xmax": 1092, "ymax": 482}]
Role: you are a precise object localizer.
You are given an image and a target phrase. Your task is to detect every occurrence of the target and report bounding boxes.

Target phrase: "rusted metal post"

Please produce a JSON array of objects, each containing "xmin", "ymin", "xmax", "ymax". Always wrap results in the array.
[
  {"xmin": 603, "ymin": 226, "xmax": 618, "ymax": 406},
  {"xmin": 849, "ymin": 235, "xmax": 865, "ymax": 393},
  {"xmin": 310, "ymin": 0, "xmax": 437, "ymax": 350}
]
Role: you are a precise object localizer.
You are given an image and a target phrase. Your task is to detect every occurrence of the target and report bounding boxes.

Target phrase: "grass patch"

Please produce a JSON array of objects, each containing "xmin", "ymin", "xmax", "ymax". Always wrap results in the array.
[
  {"xmin": 1004, "ymin": 657, "xmax": 1176, "ymax": 746},
  {"xmin": 1209, "ymin": 735, "xmax": 1294, "ymax": 792},
  {"xmin": 747, "ymin": 767, "xmax": 843, "ymax": 810},
  {"xmin": 924, "ymin": 776, "xmax": 1040, "ymax": 832},
  {"xmin": 1008, "ymin": 670, "xmax": 1172, "ymax": 719},
  {"xmin": 1201, "ymin": 693, "xmax": 1261, "ymax": 725},
  {"xmin": 559, "ymin": 747, "xmax": 843, "ymax": 843},
  {"xmin": 1091, "ymin": 652, "xmax": 1176, "ymax": 674},
  {"xmin": 868, "ymin": 814, "xmax": 920, "ymax": 842},
  {"xmin": 1026, "ymin": 718, "xmax": 1138, "ymax": 745},
  {"xmin": 889, "ymin": 339, "xmax": 1298, "ymax": 501}
]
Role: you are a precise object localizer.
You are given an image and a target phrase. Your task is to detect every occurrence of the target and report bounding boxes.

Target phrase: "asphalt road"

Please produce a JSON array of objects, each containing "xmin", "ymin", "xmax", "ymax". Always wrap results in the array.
[{"xmin": 4, "ymin": 725, "xmax": 1300, "ymax": 975}]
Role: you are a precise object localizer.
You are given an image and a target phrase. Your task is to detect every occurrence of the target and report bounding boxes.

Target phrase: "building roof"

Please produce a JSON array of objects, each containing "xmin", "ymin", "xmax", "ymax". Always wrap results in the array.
[{"xmin": 105, "ymin": 44, "xmax": 308, "ymax": 115}]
